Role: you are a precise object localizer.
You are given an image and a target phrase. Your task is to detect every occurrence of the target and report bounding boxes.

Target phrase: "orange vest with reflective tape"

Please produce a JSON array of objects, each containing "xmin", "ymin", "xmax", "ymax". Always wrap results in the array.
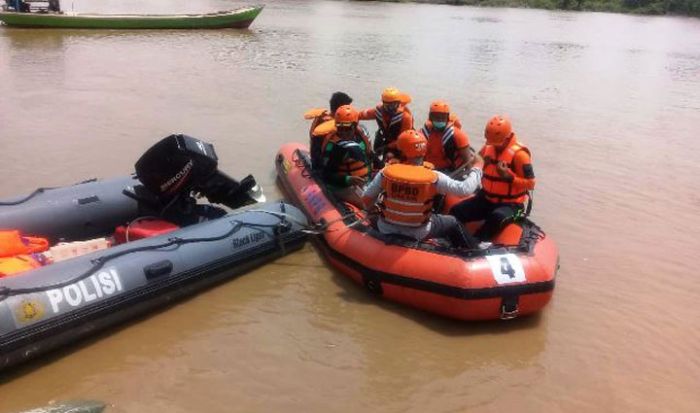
[
  {"xmin": 422, "ymin": 119, "xmax": 464, "ymax": 170},
  {"xmin": 375, "ymin": 105, "xmax": 412, "ymax": 144},
  {"xmin": 335, "ymin": 140, "xmax": 370, "ymax": 178},
  {"xmin": 481, "ymin": 138, "xmax": 530, "ymax": 204},
  {"xmin": 380, "ymin": 163, "xmax": 438, "ymax": 227},
  {"xmin": 325, "ymin": 129, "xmax": 372, "ymax": 179}
]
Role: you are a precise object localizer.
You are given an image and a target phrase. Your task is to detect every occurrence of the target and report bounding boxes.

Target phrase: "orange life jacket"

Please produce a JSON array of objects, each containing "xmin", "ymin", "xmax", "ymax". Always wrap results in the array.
[
  {"xmin": 324, "ymin": 128, "xmax": 372, "ymax": 179},
  {"xmin": 309, "ymin": 110, "xmax": 333, "ymax": 140},
  {"xmin": 0, "ymin": 254, "xmax": 43, "ymax": 278},
  {"xmin": 381, "ymin": 163, "xmax": 438, "ymax": 227},
  {"xmin": 421, "ymin": 118, "xmax": 464, "ymax": 170},
  {"xmin": 374, "ymin": 104, "xmax": 412, "ymax": 144},
  {"xmin": 309, "ymin": 116, "xmax": 335, "ymax": 169},
  {"xmin": 0, "ymin": 230, "xmax": 49, "ymax": 258},
  {"xmin": 481, "ymin": 137, "xmax": 531, "ymax": 204},
  {"xmin": 334, "ymin": 140, "xmax": 371, "ymax": 178}
]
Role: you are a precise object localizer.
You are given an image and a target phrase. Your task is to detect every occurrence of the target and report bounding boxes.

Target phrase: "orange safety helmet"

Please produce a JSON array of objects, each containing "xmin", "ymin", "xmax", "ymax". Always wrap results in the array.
[
  {"xmin": 381, "ymin": 87, "xmax": 403, "ymax": 103},
  {"xmin": 429, "ymin": 100, "xmax": 450, "ymax": 115},
  {"xmin": 484, "ymin": 115, "xmax": 513, "ymax": 146},
  {"xmin": 397, "ymin": 130, "xmax": 428, "ymax": 158},
  {"xmin": 334, "ymin": 105, "xmax": 359, "ymax": 125}
]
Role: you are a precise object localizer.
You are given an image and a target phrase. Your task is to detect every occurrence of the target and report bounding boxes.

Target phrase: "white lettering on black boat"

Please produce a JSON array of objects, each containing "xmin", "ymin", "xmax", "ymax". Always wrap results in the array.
[
  {"xmin": 46, "ymin": 268, "xmax": 124, "ymax": 313},
  {"xmin": 160, "ymin": 159, "xmax": 193, "ymax": 193}
]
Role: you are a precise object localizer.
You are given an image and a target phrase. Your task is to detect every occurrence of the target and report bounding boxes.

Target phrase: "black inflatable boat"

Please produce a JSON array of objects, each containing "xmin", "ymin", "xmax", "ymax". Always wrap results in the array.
[{"xmin": 0, "ymin": 135, "xmax": 308, "ymax": 371}]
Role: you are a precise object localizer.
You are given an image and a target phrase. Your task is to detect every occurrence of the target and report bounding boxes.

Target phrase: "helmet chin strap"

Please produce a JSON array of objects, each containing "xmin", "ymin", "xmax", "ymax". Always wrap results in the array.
[{"xmin": 494, "ymin": 134, "xmax": 514, "ymax": 152}]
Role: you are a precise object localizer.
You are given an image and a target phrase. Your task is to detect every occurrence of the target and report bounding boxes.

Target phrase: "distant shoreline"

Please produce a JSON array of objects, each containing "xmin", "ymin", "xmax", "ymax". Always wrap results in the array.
[{"xmin": 356, "ymin": 0, "xmax": 700, "ymax": 17}]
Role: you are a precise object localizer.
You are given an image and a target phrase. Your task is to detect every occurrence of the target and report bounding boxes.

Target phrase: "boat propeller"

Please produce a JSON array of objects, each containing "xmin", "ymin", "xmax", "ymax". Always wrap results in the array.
[{"xmin": 247, "ymin": 182, "xmax": 266, "ymax": 203}]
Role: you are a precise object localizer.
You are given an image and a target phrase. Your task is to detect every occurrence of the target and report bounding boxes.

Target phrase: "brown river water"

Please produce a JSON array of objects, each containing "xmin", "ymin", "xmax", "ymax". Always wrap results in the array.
[{"xmin": 1, "ymin": 0, "xmax": 699, "ymax": 411}]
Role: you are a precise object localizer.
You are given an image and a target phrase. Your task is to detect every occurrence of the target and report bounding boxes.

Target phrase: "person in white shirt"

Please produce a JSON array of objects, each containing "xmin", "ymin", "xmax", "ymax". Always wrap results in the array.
[{"xmin": 361, "ymin": 130, "xmax": 487, "ymax": 249}]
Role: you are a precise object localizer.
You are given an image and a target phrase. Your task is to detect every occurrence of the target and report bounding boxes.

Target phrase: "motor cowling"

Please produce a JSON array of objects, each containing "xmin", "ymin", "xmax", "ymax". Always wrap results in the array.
[{"xmin": 135, "ymin": 134, "xmax": 259, "ymax": 209}]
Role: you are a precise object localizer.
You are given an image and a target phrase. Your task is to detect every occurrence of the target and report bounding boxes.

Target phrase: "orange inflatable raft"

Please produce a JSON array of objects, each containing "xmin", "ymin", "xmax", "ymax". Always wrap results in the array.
[{"xmin": 276, "ymin": 143, "xmax": 558, "ymax": 321}]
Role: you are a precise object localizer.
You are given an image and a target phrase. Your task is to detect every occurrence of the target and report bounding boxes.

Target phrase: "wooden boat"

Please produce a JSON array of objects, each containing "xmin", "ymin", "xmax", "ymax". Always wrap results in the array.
[{"xmin": 0, "ymin": 5, "xmax": 264, "ymax": 29}]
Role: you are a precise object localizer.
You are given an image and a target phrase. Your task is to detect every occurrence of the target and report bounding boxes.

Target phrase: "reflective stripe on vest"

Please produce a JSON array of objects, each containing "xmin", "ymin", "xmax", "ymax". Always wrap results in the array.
[
  {"xmin": 420, "ymin": 125, "xmax": 430, "ymax": 140},
  {"xmin": 422, "ymin": 122, "xmax": 461, "ymax": 169},
  {"xmin": 481, "ymin": 139, "xmax": 530, "ymax": 204},
  {"xmin": 380, "ymin": 163, "xmax": 438, "ymax": 227},
  {"xmin": 335, "ymin": 140, "xmax": 370, "ymax": 178},
  {"xmin": 323, "ymin": 127, "xmax": 372, "ymax": 160},
  {"xmin": 375, "ymin": 105, "xmax": 405, "ymax": 142}
]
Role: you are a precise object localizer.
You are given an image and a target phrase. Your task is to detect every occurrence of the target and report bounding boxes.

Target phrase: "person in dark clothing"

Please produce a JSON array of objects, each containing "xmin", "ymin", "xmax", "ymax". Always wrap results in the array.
[
  {"xmin": 48, "ymin": 0, "xmax": 61, "ymax": 12},
  {"xmin": 6, "ymin": 0, "xmax": 30, "ymax": 12},
  {"xmin": 320, "ymin": 105, "xmax": 373, "ymax": 207},
  {"xmin": 307, "ymin": 91, "xmax": 353, "ymax": 170},
  {"xmin": 359, "ymin": 87, "xmax": 414, "ymax": 162}
]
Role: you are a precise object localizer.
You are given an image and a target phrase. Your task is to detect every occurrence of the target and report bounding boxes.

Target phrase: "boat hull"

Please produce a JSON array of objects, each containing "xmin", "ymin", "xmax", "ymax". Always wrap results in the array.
[
  {"xmin": 0, "ymin": 6, "xmax": 263, "ymax": 29},
  {"xmin": 0, "ymin": 176, "xmax": 145, "ymax": 243},
  {"xmin": 276, "ymin": 143, "xmax": 558, "ymax": 321},
  {"xmin": 0, "ymin": 201, "xmax": 307, "ymax": 372}
]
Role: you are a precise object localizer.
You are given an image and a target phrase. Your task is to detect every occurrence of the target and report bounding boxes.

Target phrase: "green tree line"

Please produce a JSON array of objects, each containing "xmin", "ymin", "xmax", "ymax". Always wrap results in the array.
[{"xmin": 379, "ymin": 0, "xmax": 700, "ymax": 16}]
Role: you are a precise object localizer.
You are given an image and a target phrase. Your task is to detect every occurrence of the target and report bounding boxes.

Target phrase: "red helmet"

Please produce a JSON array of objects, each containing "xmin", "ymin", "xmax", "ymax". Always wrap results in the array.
[
  {"xmin": 485, "ymin": 115, "xmax": 513, "ymax": 146},
  {"xmin": 334, "ymin": 105, "xmax": 359, "ymax": 125},
  {"xmin": 397, "ymin": 130, "xmax": 428, "ymax": 158},
  {"xmin": 429, "ymin": 100, "xmax": 450, "ymax": 115}
]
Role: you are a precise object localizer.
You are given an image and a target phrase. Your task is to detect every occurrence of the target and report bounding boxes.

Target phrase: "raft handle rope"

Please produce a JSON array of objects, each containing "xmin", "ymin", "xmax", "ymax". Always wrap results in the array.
[
  {"xmin": 292, "ymin": 149, "xmax": 315, "ymax": 179},
  {"xmin": 286, "ymin": 149, "xmax": 540, "ymax": 252},
  {"xmin": 520, "ymin": 190, "xmax": 534, "ymax": 219},
  {"xmin": 0, "ymin": 187, "xmax": 54, "ymax": 206},
  {"xmin": 0, "ymin": 214, "xmax": 292, "ymax": 302},
  {"xmin": 0, "ymin": 179, "xmax": 98, "ymax": 206},
  {"xmin": 288, "ymin": 149, "xmax": 379, "ymax": 233},
  {"xmin": 124, "ymin": 216, "xmax": 163, "ymax": 243},
  {"xmin": 244, "ymin": 208, "xmax": 372, "ymax": 235}
]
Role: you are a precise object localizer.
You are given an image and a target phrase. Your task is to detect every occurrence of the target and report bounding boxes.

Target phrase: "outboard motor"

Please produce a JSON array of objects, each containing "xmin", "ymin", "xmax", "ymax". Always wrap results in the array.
[{"xmin": 135, "ymin": 134, "xmax": 262, "ymax": 210}]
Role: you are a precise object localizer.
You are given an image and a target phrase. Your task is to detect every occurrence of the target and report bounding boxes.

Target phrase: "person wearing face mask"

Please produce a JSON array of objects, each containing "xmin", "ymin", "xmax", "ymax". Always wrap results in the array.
[
  {"xmin": 359, "ymin": 87, "xmax": 414, "ymax": 162},
  {"xmin": 421, "ymin": 100, "xmax": 473, "ymax": 175},
  {"xmin": 450, "ymin": 115, "xmax": 536, "ymax": 242},
  {"xmin": 319, "ymin": 105, "xmax": 373, "ymax": 207}
]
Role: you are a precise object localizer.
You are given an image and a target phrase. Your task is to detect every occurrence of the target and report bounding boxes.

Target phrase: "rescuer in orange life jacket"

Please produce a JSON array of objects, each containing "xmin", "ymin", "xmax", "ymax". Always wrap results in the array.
[
  {"xmin": 319, "ymin": 105, "xmax": 373, "ymax": 207},
  {"xmin": 359, "ymin": 87, "xmax": 414, "ymax": 162},
  {"xmin": 449, "ymin": 115, "xmax": 536, "ymax": 241},
  {"xmin": 420, "ymin": 100, "xmax": 474, "ymax": 175},
  {"xmin": 305, "ymin": 91, "xmax": 354, "ymax": 170},
  {"xmin": 361, "ymin": 130, "xmax": 488, "ymax": 249}
]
